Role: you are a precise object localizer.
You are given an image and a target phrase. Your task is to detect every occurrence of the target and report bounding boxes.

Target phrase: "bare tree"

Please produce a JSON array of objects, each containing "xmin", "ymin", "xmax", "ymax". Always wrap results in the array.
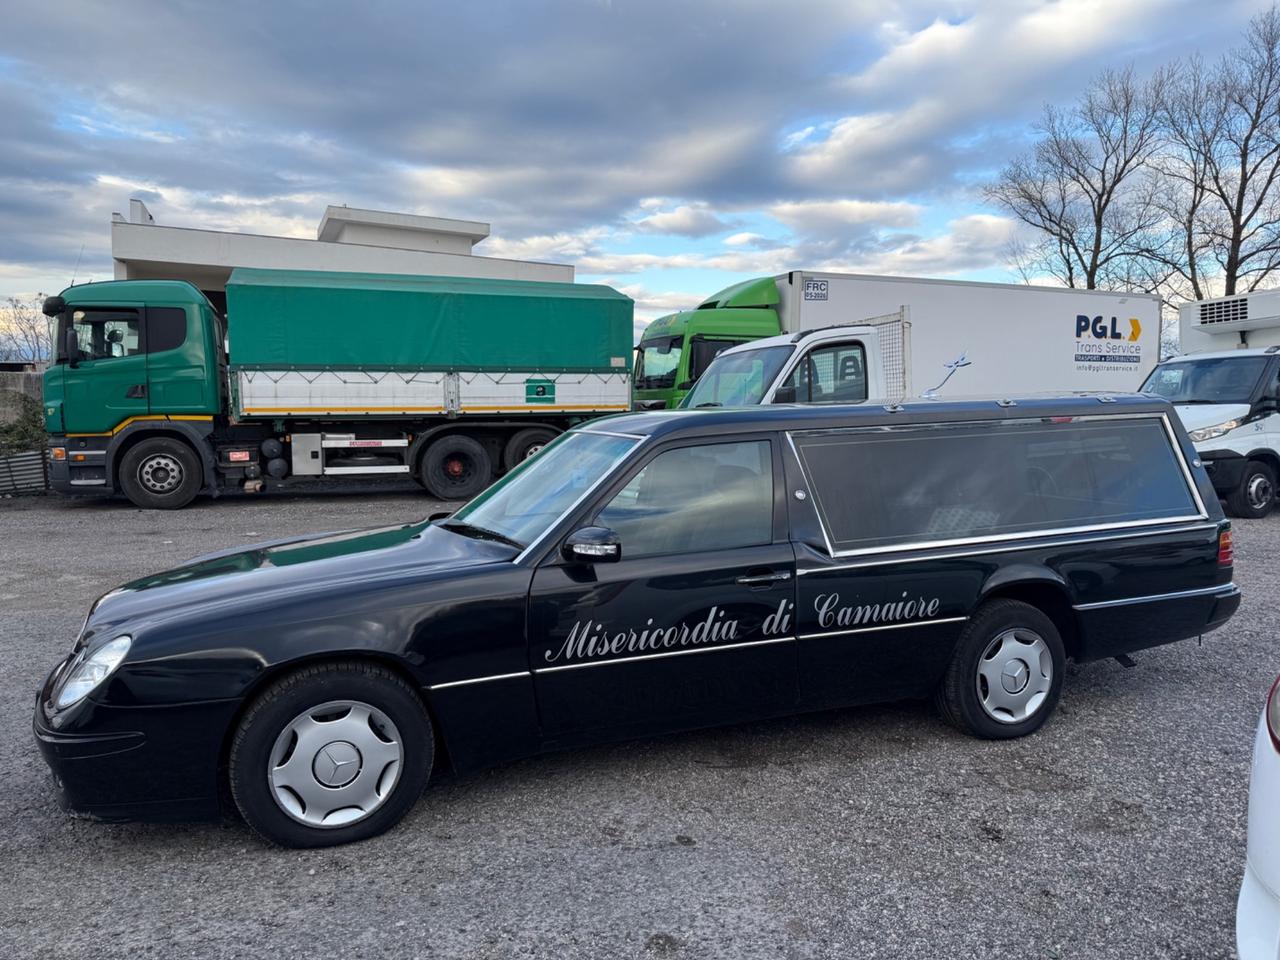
[
  {"xmin": 986, "ymin": 68, "xmax": 1169, "ymax": 291},
  {"xmin": 0, "ymin": 295, "xmax": 52, "ymax": 362},
  {"xmin": 1157, "ymin": 7, "xmax": 1280, "ymax": 298}
]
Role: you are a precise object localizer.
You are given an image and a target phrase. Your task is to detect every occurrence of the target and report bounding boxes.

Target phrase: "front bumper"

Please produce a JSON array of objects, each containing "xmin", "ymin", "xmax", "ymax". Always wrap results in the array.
[
  {"xmin": 1239, "ymin": 859, "xmax": 1280, "ymax": 960},
  {"xmin": 1199, "ymin": 449, "xmax": 1248, "ymax": 497},
  {"xmin": 46, "ymin": 437, "xmax": 113, "ymax": 496},
  {"xmin": 33, "ymin": 660, "xmax": 232, "ymax": 821}
]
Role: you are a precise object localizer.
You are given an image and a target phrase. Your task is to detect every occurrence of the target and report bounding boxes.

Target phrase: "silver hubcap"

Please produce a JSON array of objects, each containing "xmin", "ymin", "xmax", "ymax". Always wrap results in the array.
[
  {"xmin": 1247, "ymin": 473, "xmax": 1273, "ymax": 510},
  {"xmin": 976, "ymin": 628, "xmax": 1052, "ymax": 724},
  {"xmin": 139, "ymin": 454, "xmax": 183, "ymax": 493},
  {"xmin": 523, "ymin": 442, "xmax": 546, "ymax": 460},
  {"xmin": 268, "ymin": 700, "xmax": 403, "ymax": 829}
]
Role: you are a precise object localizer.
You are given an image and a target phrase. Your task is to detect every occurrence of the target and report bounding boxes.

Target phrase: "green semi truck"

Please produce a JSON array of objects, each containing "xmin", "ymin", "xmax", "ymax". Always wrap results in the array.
[{"xmin": 42, "ymin": 268, "xmax": 633, "ymax": 509}]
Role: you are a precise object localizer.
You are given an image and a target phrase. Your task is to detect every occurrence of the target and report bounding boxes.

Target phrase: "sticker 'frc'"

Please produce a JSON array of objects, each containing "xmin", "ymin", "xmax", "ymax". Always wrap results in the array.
[{"xmin": 544, "ymin": 600, "xmax": 795, "ymax": 665}]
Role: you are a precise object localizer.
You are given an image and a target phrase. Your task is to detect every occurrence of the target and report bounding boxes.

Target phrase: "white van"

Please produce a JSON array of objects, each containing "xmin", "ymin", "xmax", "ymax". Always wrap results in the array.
[{"xmin": 1141, "ymin": 347, "xmax": 1280, "ymax": 518}]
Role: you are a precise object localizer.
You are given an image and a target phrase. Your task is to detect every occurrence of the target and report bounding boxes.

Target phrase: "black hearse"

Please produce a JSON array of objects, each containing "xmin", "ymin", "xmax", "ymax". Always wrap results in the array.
[{"xmin": 35, "ymin": 396, "xmax": 1240, "ymax": 847}]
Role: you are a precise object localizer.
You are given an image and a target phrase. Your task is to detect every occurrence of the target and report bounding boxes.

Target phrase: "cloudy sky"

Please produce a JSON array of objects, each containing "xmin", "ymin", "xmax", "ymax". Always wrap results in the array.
[{"xmin": 0, "ymin": 0, "xmax": 1270, "ymax": 334}]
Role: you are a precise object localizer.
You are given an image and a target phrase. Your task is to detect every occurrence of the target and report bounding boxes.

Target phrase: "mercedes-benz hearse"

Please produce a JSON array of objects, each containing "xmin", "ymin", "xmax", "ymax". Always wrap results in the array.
[{"xmin": 34, "ymin": 396, "xmax": 1240, "ymax": 847}]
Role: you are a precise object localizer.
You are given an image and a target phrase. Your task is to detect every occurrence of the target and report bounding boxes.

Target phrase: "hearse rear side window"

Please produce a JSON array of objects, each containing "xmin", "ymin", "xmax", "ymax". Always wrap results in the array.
[{"xmin": 791, "ymin": 416, "xmax": 1204, "ymax": 554}]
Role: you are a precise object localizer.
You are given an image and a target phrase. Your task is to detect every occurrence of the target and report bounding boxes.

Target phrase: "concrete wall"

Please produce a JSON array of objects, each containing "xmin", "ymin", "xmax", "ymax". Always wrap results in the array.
[{"xmin": 0, "ymin": 371, "xmax": 42, "ymax": 425}]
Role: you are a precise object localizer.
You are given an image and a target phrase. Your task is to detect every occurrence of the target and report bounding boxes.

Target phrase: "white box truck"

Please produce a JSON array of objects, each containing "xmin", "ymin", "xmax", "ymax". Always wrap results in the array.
[
  {"xmin": 1139, "ymin": 290, "xmax": 1280, "ymax": 518},
  {"xmin": 674, "ymin": 271, "xmax": 1162, "ymax": 410}
]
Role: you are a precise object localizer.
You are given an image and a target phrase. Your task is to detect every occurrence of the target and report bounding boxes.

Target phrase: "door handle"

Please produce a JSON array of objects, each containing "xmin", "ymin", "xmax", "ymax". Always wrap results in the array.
[
  {"xmin": 125, "ymin": 384, "xmax": 147, "ymax": 399},
  {"xmin": 735, "ymin": 570, "xmax": 793, "ymax": 586}
]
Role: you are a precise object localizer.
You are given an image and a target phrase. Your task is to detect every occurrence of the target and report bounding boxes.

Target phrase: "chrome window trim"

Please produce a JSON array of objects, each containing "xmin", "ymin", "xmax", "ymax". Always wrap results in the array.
[
  {"xmin": 1073, "ymin": 582, "xmax": 1238, "ymax": 611},
  {"xmin": 796, "ymin": 616, "xmax": 968, "ymax": 641},
  {"xmin": 784, "ymin": 431, "xmax": 837, "ymax": 557},
  {"xmin": 534, "ymin": 635, "xmax": 795, "ymax": 674},
  {"xmin": 512, "ymin": 436, "xmax": 644, "ymax": 565},
  {"xmin": 796, "ymin": 522, "xmax": 1220, "ymax": 574},
  {"xmin": 577, "ymin": 428, "xmax": 649, "ymax": 440},
  {"xmin": 786, "ymin": 412, "xmax": 1209, "ymax": 560},
  {"xmin": 428, "ymin": 671, "xmax": 530, "ymax": 691}
]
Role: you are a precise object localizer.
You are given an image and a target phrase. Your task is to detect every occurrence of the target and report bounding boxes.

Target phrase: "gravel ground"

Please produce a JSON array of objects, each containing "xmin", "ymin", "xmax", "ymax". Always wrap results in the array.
[{"xmin": 0, "ymin": 488, "xmax": 1276, "ymax": 960}]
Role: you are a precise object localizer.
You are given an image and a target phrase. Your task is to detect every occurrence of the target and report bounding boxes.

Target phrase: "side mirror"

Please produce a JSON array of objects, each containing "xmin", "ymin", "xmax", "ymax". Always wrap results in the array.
[
  {"xmin": 64, "ymin": 327, "xmax": 80, "ymax": 368},
  {"xmin": 772, "ymin": 384, "xmax": 797, "ymax": 404},
  {"xmin": 562, "ymin": 526, "xmax": 621, "ymax": 563},
  {"xmin": 42, "ymin": 295, "xmax": 66, "ymax": 318},
  {"xmin": 633, "ymin": 399, "xmax": 667, "ymax": 411}
]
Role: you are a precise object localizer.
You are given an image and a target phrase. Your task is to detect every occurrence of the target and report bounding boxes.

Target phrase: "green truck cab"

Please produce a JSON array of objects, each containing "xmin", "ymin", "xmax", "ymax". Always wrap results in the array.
[
  {"xmin": 43, "ymin": 269, "xmax": 632, "ymax": 509},
  {"xmin": 631, "ymin": 278, "xmax": 782, "ymax": 410}
]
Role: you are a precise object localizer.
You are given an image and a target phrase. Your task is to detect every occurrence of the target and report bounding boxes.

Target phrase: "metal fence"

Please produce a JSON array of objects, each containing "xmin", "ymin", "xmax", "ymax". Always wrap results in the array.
[{"xmin": 0, "ymin": 450, "xmax": 48, "ymax": 494}]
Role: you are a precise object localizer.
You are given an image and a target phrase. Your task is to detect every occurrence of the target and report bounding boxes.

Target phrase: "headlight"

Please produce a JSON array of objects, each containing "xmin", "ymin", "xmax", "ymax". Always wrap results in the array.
[
  {"xmin": 1188, "ymin": 419, "xmax": 1240, "ymax": 443},
  {"xmin": 54, "ymin": 635, "xmax": 131, "ymax": 710}
]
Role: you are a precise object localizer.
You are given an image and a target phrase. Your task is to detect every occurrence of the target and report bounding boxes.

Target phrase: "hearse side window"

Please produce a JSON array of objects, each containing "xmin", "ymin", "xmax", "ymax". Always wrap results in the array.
[
  {"xmin": 597, "ymin": 440, "xmax": 773, "ymax": 558},
  {"xmin": 147, "ymin": 307, "xmax": 188, "ymax": 353},
  {"xmin": 793, "ymin": 417, "xmax": 1200, "ymax": 553}
]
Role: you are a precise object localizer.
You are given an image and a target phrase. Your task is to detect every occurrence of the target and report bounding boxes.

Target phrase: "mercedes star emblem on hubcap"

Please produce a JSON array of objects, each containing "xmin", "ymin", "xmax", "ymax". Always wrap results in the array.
[
  {"xmin": 312, "ymin": 740, "xmax": 361, "ymax": 788},
  {"xmin": 1001, "ymin": 659, "xmax": 1030, "ymax": 694}
]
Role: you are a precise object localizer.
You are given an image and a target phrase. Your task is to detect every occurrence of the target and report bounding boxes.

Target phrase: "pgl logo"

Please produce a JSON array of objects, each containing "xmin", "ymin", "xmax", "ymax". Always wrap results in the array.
[{"xmin": 1076, "ymin": 314, "xmax": 1142, "ymax": 342}]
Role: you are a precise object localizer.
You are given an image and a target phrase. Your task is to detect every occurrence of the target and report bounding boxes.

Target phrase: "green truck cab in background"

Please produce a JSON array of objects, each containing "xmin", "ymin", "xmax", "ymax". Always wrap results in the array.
[
  {"xmin": 42, "ymin": 269, "xmax": 632, "ymax": 509},
  {"xmin": 631, "ymin": 277, "xmax": 782, "ymax": 410}
]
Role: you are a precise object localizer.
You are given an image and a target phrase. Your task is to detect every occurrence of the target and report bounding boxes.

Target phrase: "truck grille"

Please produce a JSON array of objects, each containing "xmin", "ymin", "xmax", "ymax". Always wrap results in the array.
[{"xmin": 1198, "ymin": 297, "xmax": 1248, "ymax": 325}]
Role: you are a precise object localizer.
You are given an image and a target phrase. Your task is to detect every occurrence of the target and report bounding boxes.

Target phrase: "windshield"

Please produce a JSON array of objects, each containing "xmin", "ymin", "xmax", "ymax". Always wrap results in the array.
[
  {"xmin": 1141, "ymin": 356, "xmax": 1270, "ymax": 405},
  {"xmin": 634, "ymin": 335, "xmax": 683, "ymax": 390},
  {"xmin": 681, "ymin": 345, "xmax": 793, "ymax": 407},
  {"xmin": 449, "ymin": 431, "xmax": 638, "ymax": 547}
]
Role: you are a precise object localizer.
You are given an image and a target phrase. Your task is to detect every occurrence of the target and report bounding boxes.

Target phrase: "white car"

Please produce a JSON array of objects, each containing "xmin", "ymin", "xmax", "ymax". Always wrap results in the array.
[{"xmin": 1239, "ymin": 674, "xmax": 1280, "ymax": 959}]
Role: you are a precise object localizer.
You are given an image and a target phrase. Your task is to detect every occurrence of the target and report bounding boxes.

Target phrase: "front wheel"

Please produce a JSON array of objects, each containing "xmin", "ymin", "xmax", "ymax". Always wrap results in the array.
[
  {"xmin": 935, "ymin": 599, "xmax": 1065, "ymax": 739},
  {"xmin": 1226, "ymin": 460, "xmax": 1275, "ymax": 519},
  {"xmin": 229, "ymin": 662, "xmax": 434, "ymax": 848},
  {"xmin": 118, "ymin": 437, "xmax": 202, "ymax": 509}
]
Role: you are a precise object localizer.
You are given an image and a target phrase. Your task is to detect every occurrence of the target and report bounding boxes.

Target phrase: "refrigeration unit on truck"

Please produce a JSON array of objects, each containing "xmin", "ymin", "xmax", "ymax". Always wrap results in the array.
[
  {"xmin": 1138, "ymin": 289, "xmax": 1280, "ymax": 518},
  {"xmin": 41, "ymin": 268, "xmax": 633, "ymax": 509},
  {"xmin": 632, "ymin": 272, "xmax": 1161, "ymax": 410}
]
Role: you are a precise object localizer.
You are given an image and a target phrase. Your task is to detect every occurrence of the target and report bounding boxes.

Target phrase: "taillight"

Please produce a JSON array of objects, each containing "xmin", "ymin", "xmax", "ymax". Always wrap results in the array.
[
  {"xmin": 1218, "ymin": 528, "xmax": 1234, "ymax": 566},
  {"xmin": 1267, "ymin": 674, "xmax": 1280, "ymax": 754}
]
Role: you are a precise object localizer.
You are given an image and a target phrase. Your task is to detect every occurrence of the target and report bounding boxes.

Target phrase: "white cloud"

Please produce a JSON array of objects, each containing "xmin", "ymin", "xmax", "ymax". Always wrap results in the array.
[
  {"xmin": 768, "ymin": 198, "xmax": 922, "ymax": 236},
  {"xmin": 724, "ymin": 232, "xmax": 763, "ymax": 246},
  {"xmin": 632, "ymin": 202, "xmax": 730, "ymax": 238},
  {"xmin": 831, "ymin": 213, "xmax": 1018, "ymax": 276}
]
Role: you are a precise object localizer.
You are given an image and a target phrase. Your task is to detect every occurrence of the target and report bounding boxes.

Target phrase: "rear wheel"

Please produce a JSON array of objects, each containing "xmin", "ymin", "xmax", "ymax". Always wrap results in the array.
[
  {"xmin": 1226, "ymin": 460, "xmax": 1275, "ymax": 519},
  {"xmin": 935, "ymin": 599, "xmax": 1065, "ymax": 739},
  {"xmin": 118, "ymin": 436, "xmax": 202, "ymax": 509},
  {"xmin": 419, "ymin": 434, "xmax": 492, "ymax": 500},
  {"xmin": 229, "ymin": 661, "xmax": 433, "ymax": 848},
  {"xmin": 502, "ymin": 427, "xmax": 558, "ymax": 470}
]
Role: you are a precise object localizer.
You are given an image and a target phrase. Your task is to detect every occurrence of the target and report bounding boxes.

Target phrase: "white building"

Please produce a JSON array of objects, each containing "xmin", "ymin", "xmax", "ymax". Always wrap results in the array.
[{"xmin": 110, "ymin": 199, "xmax": 573, "ymax": 312}]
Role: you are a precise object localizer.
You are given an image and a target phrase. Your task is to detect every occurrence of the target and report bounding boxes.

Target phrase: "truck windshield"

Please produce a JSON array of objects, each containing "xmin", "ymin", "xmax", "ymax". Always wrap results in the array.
[
  {"xmin": 449, "ymin": 431, "xmax": 638, "ymax": 548},
  {"xmin": 681, "ymin": 345, "xmax": 793, "ymax": 407},
  {"xmin": 634, "ymin": 336, "xmax": 683, "ymax": 390},
  {"xmin": 1141, "ymin": 356, "xmax": 1270, "ymax": 405}
]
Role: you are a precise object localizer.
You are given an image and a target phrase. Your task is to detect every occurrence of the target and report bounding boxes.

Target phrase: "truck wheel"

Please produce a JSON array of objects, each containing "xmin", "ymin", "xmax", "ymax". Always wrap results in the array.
[
  {"xmin": 420, "ymin": 435, "xmax": 492, "ymax": 500},
  {"xmin": 228, "ymin": 661, "xmax": 433, "ymax": 848},
  {"xmin": 934, "ymin": 599, "xmax": 1065, "ymax": 740},
  {"xmin": 502, "ymin": 428, "xmax": 558, "ymax": 470},
  {"xmin": 118, "ymin": 437, "xmax": 202, "ymax": 509},
  {"xmin": 1226, "ymin": 460, "xmax": 1275, "ymax": 519}
]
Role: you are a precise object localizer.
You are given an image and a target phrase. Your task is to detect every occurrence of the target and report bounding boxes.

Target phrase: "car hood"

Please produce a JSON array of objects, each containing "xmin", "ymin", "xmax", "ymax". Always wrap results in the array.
[
  {"xmin": 1172, "ymin": 402, "xmax": 1252, "ymax": 432},
  {"xmin": 80, "ymin": 521, "xmax": 517, "ymax": 639}
]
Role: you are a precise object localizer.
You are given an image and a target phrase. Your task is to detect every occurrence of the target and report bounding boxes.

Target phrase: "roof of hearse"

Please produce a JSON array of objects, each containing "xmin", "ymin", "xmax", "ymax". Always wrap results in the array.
[{"xmin": 578, "ymin": 394, "xmax": 1177, "ymax": 441}]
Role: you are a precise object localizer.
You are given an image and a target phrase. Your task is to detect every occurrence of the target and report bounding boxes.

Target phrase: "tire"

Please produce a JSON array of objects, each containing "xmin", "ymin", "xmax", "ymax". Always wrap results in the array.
[
  {"xmin": 1226, "ymin": 460, "xmax": 1276, "ymax": 519},
  {"xmin": 419, "ymin": 434, "xmax": 492, "ymax": 500},
  {"xmin": 118, "ymin": 436, "xmax": 202, "ymax": 509},
  {"xmin": 502, "ymin": 427, "xmax": 558, "ymax": 470},
  {"xmin": 935, "ymin": 599, "xmax": 1065, "ymax": 739},
  {"xmin": 229, "ymin": 661, "xmax": 433, "ymax": 848}
]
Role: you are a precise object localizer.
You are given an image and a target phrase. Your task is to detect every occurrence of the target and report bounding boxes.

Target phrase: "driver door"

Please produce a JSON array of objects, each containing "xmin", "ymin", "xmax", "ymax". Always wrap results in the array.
[
  {"xmin": 61, "ymin": 305, "xmax": 149, "ymax": 434},
  {"xmin": 527, "ymin": 436, "xmax": 798, "ymax": 746}
]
